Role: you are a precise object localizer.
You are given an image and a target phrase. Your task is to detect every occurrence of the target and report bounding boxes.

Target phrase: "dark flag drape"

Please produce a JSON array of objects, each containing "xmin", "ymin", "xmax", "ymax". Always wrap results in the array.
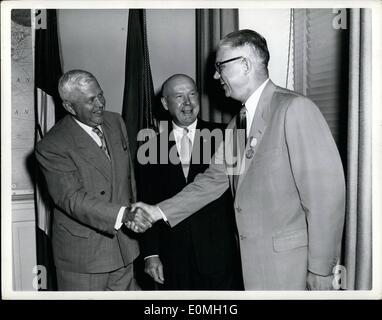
[
  {"xmin": 35, "ymin": 9, "xmax": 64, "ymax": 124},
  {"xmin": 122, "ymin": 9, "xmax": 157, "ymax": 159},
  {"xmin": 34, "ymin": 9, "xmax": 63, "ymax": 290},
  {"xmin": 122, "ymin": 10, "xmax": 157, "ymax": 289}
]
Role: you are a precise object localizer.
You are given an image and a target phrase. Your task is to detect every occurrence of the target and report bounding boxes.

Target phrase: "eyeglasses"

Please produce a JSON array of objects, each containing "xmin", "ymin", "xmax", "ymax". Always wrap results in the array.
[{"xmin": 214, "ymin": 56, "xmax": 244, "ymax": 74}]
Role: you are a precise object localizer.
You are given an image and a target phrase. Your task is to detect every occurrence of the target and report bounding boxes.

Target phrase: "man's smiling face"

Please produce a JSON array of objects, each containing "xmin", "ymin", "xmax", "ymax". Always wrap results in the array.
[
  {"xmin": 66, "ymin": 79, "xmax": 106, "ymax": 127},
  {"xmin": 162, "ymin": 75, "xmax": 200, "ymax": 127}
]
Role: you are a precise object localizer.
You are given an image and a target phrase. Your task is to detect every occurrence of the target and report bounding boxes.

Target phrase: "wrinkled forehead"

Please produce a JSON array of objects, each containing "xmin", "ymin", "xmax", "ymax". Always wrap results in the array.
[
  {"xmin": 166, "ymin": 76, "xmax": 196, "ymax": 94},
  {"xmin": 69, "ymin": 79, "xmax": 101, "ymax": 100},
  {"xmin": 76, "ymin": 78, "xmax": 101, "ymax": 92},
  {"xmin": 78, "ymin": 77, "xmax": 100, "ymax": 88}
]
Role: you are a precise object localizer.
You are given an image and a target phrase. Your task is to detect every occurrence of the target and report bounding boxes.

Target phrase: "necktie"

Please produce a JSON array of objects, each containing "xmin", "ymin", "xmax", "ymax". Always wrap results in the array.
[
  {"xmin": 233, "ymin": 107, "xmax": 247, "ymax": 191},
  {"xmin": 92, "ymin": 126, "xmax": 110, "ymax": 160},
  {"xmin": 237, "ymin": 106, "xmax": 247, "ymax": 147},
  {"xmin": 180, "ymin": 128, "xmax": 192, "ymax": 179}
]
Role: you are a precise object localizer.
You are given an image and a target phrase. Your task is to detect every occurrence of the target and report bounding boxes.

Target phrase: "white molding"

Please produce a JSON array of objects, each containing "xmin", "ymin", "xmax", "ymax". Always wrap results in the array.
[{"xmin": 12, "ymin": 199, "xmax": 36, "ymax": 222}]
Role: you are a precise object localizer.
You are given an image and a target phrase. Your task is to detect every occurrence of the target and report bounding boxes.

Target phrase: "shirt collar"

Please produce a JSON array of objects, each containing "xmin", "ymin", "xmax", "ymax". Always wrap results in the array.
[
  {"xmin": 73, "ymin": 117, "xmax": 95, "ymax": 131},
  {"xmin": 172, "ymin": 119, "xmax": 198, "ymax": 133},
  {"xmin": 244, "ymin": 78, "xmax": 269, "ymax": 113}
]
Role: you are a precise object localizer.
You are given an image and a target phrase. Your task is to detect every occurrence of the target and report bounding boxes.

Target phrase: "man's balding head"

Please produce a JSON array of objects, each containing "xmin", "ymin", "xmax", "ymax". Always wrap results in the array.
[{"xmin": 161, "ymin": 74, "xmax": 200, "ymax": 127}]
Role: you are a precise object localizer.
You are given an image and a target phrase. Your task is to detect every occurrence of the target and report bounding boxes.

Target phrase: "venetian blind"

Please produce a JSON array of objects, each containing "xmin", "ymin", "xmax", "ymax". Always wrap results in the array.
[{"xmin": 293, "ymin": 9, "xmax": 349, "ymax": 145}]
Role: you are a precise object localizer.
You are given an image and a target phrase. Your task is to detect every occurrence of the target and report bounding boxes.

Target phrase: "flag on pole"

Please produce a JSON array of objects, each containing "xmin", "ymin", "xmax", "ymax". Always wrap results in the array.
[
  {"xmin": 34, "ymin": 8, "xmax": 63, "ymax": 235},
  {"xmin": 34, "ymin": 9, "xmax": 63, "ymax": 290},
  {"xmin": 122, "ymin": 10, "xmax": 158, "ymax": 288},
  {"xmin": 122, "ymin": 9, "xmax": 157, "ymax": 159}
]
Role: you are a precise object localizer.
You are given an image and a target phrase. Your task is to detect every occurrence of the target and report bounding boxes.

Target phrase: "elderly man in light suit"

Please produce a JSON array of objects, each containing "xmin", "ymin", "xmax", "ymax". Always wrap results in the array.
[
  {"xmin": 130, "ymin": 29, "xmax": 346, "ymax": 290},
  {"xmin": 36, "ymin": 70, "xmax": 141, "ymax": 290}
]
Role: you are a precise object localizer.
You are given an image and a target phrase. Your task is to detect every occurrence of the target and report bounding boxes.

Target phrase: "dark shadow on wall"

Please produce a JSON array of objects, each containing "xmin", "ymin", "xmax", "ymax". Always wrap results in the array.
[
  {"xmin": 336, "ymin": 16, "xmax": 350, "ymax": 177},
  {"xmin": 26, "ymin": 151, "xmax": 58, "ymax": 291}
]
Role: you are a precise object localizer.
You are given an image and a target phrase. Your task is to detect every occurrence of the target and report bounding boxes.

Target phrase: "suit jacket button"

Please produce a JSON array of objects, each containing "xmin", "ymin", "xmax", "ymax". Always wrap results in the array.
[
  {"xmin": 236, "ymin": 206, "xmax": 242, "ymax": 213},
  {"xmin": 100, "ymin": 191, "xmax": 105, "ymax": 195},
  {"xmin": 240, "ymin": 235, "xmax": 246, "ymax": 240}
]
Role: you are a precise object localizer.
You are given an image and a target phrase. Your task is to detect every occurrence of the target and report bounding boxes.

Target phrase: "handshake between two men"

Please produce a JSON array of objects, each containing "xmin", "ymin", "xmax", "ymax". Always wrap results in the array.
[{"xmin": 124, "ymin": 203, "xmax": 162, "ymax": 233}]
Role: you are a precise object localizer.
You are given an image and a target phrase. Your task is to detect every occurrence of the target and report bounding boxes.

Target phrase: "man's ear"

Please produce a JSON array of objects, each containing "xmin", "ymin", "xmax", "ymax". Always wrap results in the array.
[
  {"xmin": 62, "ymin": 101, "xmax": 76, "ymax": 116},
  {"xmin": 242, "ymin": 57, "xmax": 252, "ymax": 74},
  {"xmin": 161, "ymin": 97, "xmax": 168, "ymax": 111}
]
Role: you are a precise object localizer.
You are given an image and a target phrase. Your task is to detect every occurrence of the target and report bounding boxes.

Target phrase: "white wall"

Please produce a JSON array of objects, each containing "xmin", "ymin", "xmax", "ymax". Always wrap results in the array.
[
  {"xmin": 58, "ymin": 9, "xmax": 195, "ymax": 114},
  {"xmin": 239, "ymin": 9, "xmax": 292, "ymax": 89},
  {"xmin": 58, "ymin": 9, "xmax": 290, "ymax": 113},
  {"xmin": 146, "ymin": 9, "xmax": 195, "ymax": 94},
  {"xmin": 58, "ymin": 9, "xmax": 129, "ymax": 114}
]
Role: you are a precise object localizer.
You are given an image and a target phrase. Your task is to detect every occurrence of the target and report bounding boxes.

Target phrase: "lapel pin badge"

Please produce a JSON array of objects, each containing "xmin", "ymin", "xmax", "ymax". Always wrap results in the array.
[
  {"xmin": 245, "ymin": 148, "xmax": 255, "ymax": 159},
  {"xmin": 249, "ymin": 137, "xmax": 257, "ymax": 148}
]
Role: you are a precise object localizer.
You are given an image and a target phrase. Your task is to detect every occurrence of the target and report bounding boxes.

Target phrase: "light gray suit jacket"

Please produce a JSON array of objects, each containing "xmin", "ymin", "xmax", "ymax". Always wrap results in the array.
[
  {"xmin": 36, "ymin": 112, "xmax": 139, "ymax": 273},
  {"xmin": 159, "ymin": 81, "xmax": 345, "ymax": 290}
]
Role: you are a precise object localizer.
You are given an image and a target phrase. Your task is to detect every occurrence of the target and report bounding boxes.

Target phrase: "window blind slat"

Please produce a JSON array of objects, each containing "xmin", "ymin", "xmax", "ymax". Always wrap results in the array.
[{"xmin": 293, "ymin": 8, "xmax": 346, "ymax": 142}]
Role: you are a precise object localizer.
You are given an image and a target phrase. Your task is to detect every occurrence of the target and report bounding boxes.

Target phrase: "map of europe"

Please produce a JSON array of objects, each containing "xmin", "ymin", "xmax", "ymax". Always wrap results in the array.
[{"xmin": 11, "ymin": 14, "xmax": 35, "ymax": 195}]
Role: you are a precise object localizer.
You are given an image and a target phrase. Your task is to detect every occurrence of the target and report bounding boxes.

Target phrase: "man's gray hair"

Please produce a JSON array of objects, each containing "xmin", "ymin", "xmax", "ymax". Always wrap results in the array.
[
  {"xmin": 220, "ymin": 29, "xmax": 270, "ymax": 68},
  {"xmin": 58, "ymin": 69, "xmax": 97, "ymax": 101}
]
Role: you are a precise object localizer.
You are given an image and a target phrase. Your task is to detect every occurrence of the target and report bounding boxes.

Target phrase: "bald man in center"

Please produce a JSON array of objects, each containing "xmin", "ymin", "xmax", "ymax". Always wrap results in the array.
[{"xmin": 137, "ymin": 74, "xmax": 243, "ymax": 290}]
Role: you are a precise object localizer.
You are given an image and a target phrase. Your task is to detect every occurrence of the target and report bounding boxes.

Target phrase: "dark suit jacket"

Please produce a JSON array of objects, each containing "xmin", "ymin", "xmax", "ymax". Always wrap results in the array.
[
  {"xmin": 35, "ymin": 112, "xmax": 139, "ymax": 273},
  {"xmin": 159, "ymin": 81, "xmax": 346, "ymax": 289},
  {"xmin": 138, "ymin": 119, "xmax": 239, "ymax": 276}
]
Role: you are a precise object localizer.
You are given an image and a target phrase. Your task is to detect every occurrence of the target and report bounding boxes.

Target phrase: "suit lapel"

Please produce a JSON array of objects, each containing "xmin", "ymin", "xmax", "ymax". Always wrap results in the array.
[
  {"xmin": 102, "ymin": 118, "xmax": 120, "ymax": 183},
  {"xmin": 102, "ymin": 118, "xmax": 118, "ymax": 163},
  {"xmin": 68, "ymin": 116, "xmax": 112, "ymax": 182},
  {"xmin": 235, "ymin": 80, "xmax": 276, "ymax": 193}
]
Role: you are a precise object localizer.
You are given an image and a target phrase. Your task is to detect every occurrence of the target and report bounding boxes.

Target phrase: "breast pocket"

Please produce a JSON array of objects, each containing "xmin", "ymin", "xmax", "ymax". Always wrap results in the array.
[
  {"xmin": 255, "ymin": 148, "xmax": 281, "ymax": 162},
  {"xmin": 253, "ymin": 148, "xmax": 282, "ymax": 172}
]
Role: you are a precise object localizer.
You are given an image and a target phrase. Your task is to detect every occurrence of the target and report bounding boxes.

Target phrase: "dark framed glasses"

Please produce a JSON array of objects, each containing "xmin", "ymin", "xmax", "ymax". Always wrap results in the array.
[{"xmin": 215, "ymin": 56, "xmax": 244, "ymax": 74}]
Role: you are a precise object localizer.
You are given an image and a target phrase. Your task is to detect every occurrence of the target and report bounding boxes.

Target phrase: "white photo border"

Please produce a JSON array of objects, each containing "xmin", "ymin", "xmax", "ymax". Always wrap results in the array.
[{"xmin": 1, "ymin": 0, "xmax": 381, "ymax": 300}]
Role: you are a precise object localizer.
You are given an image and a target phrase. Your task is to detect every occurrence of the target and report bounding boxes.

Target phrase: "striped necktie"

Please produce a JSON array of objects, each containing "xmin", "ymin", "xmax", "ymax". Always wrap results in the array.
[
  {"xmin": 233, "ymin": 107, "xmax": 247, "ymax": 191},
  {"xmin": 92, "ymin": 126, "xmax": 110, "ymax": 160},
  {"xmin": 237, "ymin": 106, "xmax": 247, "ymax": 147}
]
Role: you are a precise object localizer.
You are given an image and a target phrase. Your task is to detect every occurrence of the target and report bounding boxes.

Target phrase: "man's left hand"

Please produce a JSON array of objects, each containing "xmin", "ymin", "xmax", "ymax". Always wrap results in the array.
[{"xmin": 306, "ymin": 271, "xmax": 334, "ymax": 290}]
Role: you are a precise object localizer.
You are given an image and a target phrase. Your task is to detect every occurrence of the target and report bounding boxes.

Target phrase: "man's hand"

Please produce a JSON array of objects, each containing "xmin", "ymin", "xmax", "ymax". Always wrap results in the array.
[
  {"xmin": 307, "ymin": 271, "xmax": 334, "ymax": 290},
  {"xmin": 132, "ymin": 202, "xmax": 164, "ymax": 222},
  {"xmin": 126, "ymin": 202, "xmax": 164, "ymax": 233},
  {"xmin": 144, "ymin": 256, "xmax": 164, "ymax": 284},
  {"xmin": 124, "ymin": 207, "xmax": 153, "ymax": 233},
  {"xmin": 125, "ymin": 202, "xmax": 163, "ymax": 233}
]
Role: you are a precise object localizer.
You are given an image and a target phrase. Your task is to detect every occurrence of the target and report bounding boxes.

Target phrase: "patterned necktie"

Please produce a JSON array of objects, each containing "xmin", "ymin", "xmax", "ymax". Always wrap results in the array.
[
  {"xmin": 233, "ymin": 107, "xmax": 247, "ymax": 191},
  {"xmin": 237, "ymin": 106, "xmax": 247, "ymax": 147},
  {"xmin": 92, "ymin": 126, "xmax": 110, "ymax": 160},
  {"xmin": 180, "ymin": 127, "xmax": 192, "ymax": 179}
]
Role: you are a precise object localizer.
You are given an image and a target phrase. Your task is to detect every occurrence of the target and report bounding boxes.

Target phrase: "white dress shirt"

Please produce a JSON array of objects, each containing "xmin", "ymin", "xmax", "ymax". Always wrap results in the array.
[
  {"xmin": 73, "ymin": 117, "xmax": 125, "ymax": 230},
  {"xmin": 244, "ymin": 78, "xmax": 269, "ymax": 137},
  {"xmin": 74, "ymin": 118, "xmax": 103, "ymax": 147},
  {"xmin": 172, "ymin": 119, "xmax": 198, "ymax": 160}
]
